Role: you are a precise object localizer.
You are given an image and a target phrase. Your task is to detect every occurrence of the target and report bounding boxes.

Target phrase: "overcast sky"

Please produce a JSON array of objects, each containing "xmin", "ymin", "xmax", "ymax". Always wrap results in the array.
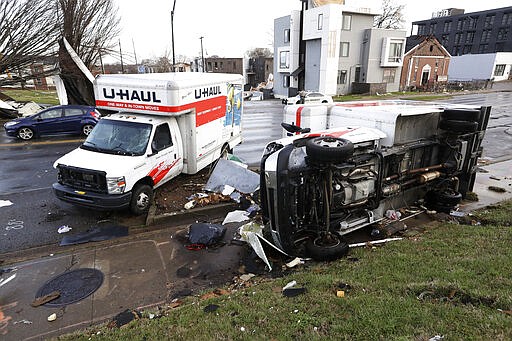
[{"xmin": 113, "ymin": 0, "xmax": 512, "ymax": 64}]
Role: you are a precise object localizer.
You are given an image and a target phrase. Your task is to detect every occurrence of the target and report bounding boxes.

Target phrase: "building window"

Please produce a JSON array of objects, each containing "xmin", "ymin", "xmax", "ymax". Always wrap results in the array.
[
  {"xmin": 382, "ymin": 68, "xmax": 395, "ymax": 83},
  {"xmin": 284, "ymin": 29, "xmax": 290, "ymax": 43},
  {"xmin": 233, "ymin": 61, "xmax": 236, "ymax": 69},
  {"xmin": 279, "ymin": 51, "xmax": 290, "ymax": 69},
  {"xmin": 481, "ymin": 29, "xmax": 492, "ymax": 43},
  {"xmin": 337, "ymin": 70, "xmax": 347, "ymax": 84},
  {"xmin": 502, "ymin": 12, "xmax": 512, "ymax": 26},
  {"xmin": 342, "ymin": 14, "xmax": 352, "ymax": 30},
  {"xmin": 429, "ymin": 22, "xmax": 437, "ymax": 34},
  {"xmin": 457, "ymin": 19, "xmax": 463, "ymax": 30},
  {"xmin": 466, "ymin": 16, "xmax": 478, "ymax": 29},
  {"xmin": 441, "ymin": 34, "xmax": 449, "ymax": 45},
  {"xmin": 340, "ymin": 42, "xmax": 350, "ymax": 57},
  {"xmin": 443, "ymin": 21, "xmax": 452, "ymax": 32},
  {"xmin": 465, "ymin": 31, "xmax": 475, "ymax": 44},
  {"xmin": 484, "ymin": 14, "xmax": 495, "ymax": 28},
  {"xmin": 463, "ymin": 45, "xmax": 472, "ymax": 54},
  {"xmin": 388, "ymin": 41, "xmax": 403, "ymax": 63},
  {"xmin": 452, "ymin": 46, "xmax": 461, "ymax": 55},
  {"xmin": 220, "ymin": 62, "xmax": 223, "ymax": 70},
  {"xmin": 318, "ymin": 14, "xmax": 323, "ymax": 30},
  {"xmin": 283, "ymin": 75, "xmax": 290, "ymax": 88},
  {"xmin": 207, "ymin": 62, "xmax": 212, "ymax": 71},
  {"xmin": 497, "ymin": 28, "xmax": 508, "ymax": 40},
  {"xmin": 494, "ymin": 64, "xmax": 506, "ymax": 76},
  {"xmin": 214, "ymin": 61, "xmax": 218, "ymax": 69},
  {"xmin": 454, "ymin": 32, "xmax": 462, "ymax": 44},
  {"xmin": 478, "ymin": 44, "xmax": 488, "ymax": 53},
  {"xmin": 417, "ymin": 24, "xmax": 425, "ymax": 35}
]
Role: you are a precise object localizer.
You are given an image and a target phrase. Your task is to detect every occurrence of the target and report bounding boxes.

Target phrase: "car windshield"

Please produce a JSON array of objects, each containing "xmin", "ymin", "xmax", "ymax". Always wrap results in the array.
[{"xmin": 81, "ymin": 119, "xmax": 152, "ymax": 156}]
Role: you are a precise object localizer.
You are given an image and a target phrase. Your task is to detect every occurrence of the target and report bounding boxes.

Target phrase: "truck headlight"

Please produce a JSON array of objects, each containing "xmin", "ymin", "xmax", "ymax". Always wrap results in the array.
[{"xmin": 107, "ymin": 176, "xmax": 126, "ymax": 194}]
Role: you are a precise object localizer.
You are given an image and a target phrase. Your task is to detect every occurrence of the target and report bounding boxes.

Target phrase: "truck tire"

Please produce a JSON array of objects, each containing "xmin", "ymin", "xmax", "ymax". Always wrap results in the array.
[
  {"xmin": 441, "ymin": 109, "xmax": 480, "ymax": 122},
  {"xmin": 305, "ymin": 232, "xmax": 349, "ymax": 261},
  {"xmin": 306, "ymin": 136, "xmax": 354, "ymax": 163},
  {"xmin": 434, "ymin": 190, "xmax": 462, "ymax": 206},
  {"xmin": 439, "ymin": 119, "xmax": 478, "ymax": 133},
  {"xmin": 130, "ymin": 184, "xmax": 153, "ymax": 215}
]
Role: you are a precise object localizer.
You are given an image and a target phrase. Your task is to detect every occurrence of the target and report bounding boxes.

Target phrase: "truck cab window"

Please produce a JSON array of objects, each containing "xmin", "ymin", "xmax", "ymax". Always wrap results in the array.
[{"xmin": 152, "ymin": 124, "xmax": 173, "ymax": 151}]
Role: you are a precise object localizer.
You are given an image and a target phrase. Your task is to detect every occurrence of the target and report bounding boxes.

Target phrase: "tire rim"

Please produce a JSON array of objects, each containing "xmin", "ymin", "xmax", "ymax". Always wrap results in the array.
[
  {"xmin": 313, "ymin": 234, "xmax": 341, "ymax": 248},
  {"xmin": 83, "ymin": 125, "xmax": 93, "ymax": 135},
  {"xmin": 19, "ymin": 128, "xmax": 33, "ymax": 140},
  {"xmin": 136, "ymin": 192, "xmax": 149, "ymax": 209},
  {"xmin": 315, "ymin": 138, "xmax": 346, "ymax": 148}
]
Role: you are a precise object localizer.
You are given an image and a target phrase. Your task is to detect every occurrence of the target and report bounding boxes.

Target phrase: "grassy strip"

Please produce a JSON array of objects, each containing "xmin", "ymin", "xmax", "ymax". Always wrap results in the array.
[
  {"xmin": 1, "ymin": 89, "xmax": 59, "ymax": 105},
  {"xmin": 333, "ymin": 93, "xmax": 453, "ymax": 102},
  {"xmin": 59, "ymin": 201, "xmax": 512, "ymax": 340}
]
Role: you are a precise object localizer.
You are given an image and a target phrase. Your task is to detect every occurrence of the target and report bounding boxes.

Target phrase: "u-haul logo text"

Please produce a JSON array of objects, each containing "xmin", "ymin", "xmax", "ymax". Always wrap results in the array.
[
  {"xmin": 194, "ymin": 86, "xmax": 221, "ymax": 99},
  {"xmin": 102, "ymin": 88, "xmax": 161, "ymax": 103}
]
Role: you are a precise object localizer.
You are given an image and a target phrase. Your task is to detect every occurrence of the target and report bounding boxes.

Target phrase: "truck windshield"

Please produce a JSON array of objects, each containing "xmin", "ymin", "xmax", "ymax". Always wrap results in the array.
[{"xmin": 81, "ymin": 119, "xmax": 152, "ymax": 156}]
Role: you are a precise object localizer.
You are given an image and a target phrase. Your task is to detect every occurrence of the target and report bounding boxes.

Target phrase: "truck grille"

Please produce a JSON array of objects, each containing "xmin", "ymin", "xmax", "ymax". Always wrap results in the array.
[{"xmin": 57, "ymin": 165, "xmax": 107, "ymax": 193}]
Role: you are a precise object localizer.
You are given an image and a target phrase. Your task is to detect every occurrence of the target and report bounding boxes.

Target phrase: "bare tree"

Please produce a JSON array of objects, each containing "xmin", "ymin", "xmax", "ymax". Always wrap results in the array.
[
  {"xmin": 246, "ymin": 48, "xmax": 273, "ymax": 59},
  {"xmin": 56, "ymin": 0, "xmax": 121, "ymax": 69},
  {"xmin": 374, "ymin": 0, "xmax": 405, "ymax": 29},
  {"xmin": 0, "ymin": 0, "xmax": 59, "ymax": 86}
]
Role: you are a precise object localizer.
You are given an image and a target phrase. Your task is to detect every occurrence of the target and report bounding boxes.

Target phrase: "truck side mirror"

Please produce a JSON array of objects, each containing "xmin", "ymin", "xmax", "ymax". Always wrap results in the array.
[{"xmin": 281, "ymin": 122, "xmax": 310, "ymax": 134}]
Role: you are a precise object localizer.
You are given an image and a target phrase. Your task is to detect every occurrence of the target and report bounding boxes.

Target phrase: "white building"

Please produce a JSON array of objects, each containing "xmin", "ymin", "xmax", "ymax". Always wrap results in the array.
[
  {"xmin": 274, "ymin": 0, "xmax": 406, "ymax": 98},
  {"xmin": 448, "ymin": 52, "xmax": 512, "ymax": 81}
]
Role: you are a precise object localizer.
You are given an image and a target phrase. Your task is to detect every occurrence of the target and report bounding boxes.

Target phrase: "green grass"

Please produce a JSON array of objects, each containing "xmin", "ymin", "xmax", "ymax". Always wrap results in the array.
[
  {"xmin": 333, "ymin": 92, "xmax": 453, "ymax": 102},
  {"xmin": 0, "ymin": 89, "xmax": 59, "ymax": 105},
  {"xmin": 58, "ymin": 200, "xmax": 512, "ymax": 340}
]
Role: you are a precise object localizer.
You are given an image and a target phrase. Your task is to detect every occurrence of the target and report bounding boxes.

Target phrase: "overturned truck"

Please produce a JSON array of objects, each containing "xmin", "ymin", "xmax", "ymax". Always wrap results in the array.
[{"xmin": 260, "ymin": 100, "xmax": 490, "ymax": 260}]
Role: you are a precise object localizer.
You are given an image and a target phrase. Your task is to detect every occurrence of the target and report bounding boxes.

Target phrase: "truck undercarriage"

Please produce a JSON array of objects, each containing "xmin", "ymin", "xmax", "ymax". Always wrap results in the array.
[{"xmin": 260, "ymin": 105, "xmax": 491, "ymax": 260}]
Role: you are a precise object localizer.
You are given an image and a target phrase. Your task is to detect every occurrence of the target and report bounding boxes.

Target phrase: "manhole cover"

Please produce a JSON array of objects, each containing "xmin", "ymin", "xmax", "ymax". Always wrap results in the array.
[{"xmin": 35, "ymin": 268, "xmax": 104, "ymax": 307}]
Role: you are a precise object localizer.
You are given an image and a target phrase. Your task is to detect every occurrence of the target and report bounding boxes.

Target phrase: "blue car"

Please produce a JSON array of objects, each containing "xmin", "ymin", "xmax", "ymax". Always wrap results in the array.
[{"xmin": 3, "ymin": 105, "xmax": 101, "ymax": 140}]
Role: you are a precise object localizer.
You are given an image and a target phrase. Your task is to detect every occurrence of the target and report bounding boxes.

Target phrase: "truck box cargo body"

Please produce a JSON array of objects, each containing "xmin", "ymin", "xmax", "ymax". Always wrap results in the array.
[
  {"xmin": 53, "ymin": 73, "xmax": 243, "ymax": 214},
  {"xmin": 262, "ymin": 100, "xmax": 491, "ymax": 260}
]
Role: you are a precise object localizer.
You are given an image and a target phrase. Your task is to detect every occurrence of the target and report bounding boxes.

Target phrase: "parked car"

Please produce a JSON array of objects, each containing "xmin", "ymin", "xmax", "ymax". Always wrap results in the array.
[
  {"xmin": 3, "ymin": 105, "xmax": 100, "ymax": 140},
  {"xmin": 282, "ymin": 91, "xmax": 333, "ymax": 105}
]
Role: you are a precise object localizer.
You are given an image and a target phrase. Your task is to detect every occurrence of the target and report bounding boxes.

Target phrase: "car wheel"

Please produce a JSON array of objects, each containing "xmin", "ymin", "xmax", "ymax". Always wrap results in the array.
[
  {"xmin": 322, "ymin": 100, "xmax": 328, "ymax": 103},
  {"xmin": 82, "ymin": 124, "xmax": 94, "ymax": 136},
  {"xmin": 439, "ymin": 119, "xmax": 478, "ymax": 133},
  {"xmin": 130, "ymin": 184, "xmax": 153, "ymax": 215},
  {"xmin": 305, "ymin": 136, "xmax": 354, "ymax": 163},
  {"xmin": 441, "ymin": 109, "xmax": 480, "ymax": 122},
  {"xmin": 18, "ymin": 127, "xmax": 34, "ymax": 140},
  {"xmin": 305, "ymin": 232, "xmax": 349, "ymax": 261}
]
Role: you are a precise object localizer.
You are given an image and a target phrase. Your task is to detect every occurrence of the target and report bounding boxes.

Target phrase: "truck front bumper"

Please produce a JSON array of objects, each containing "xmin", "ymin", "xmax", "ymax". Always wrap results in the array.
[{"xmin": 53, "ymin": 183, "xmax": 132, "ymax": 210}]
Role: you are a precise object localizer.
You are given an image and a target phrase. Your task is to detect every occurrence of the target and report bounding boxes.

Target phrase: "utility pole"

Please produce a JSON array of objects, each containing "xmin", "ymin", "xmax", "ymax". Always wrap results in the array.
[
  {"xmin": 119, "ymin": 40, "xmax": 124, "ymax": 74},
  {"xmin": 132, "ymin": 38, "xmax": 138, "ymax": 66},
  {"xmin": 200, "ymin": 36, "xmax": 205, "ymax": 72},
  {"xmin": 171, "ymin": 0, "xmax": 177, "ymax": 72}
]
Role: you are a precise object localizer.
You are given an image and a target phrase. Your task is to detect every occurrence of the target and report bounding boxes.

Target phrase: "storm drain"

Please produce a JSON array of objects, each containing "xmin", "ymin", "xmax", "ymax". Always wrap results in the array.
[{"xmin": 35, "ymin": 268, "xmax": 104, "ymax": 307}]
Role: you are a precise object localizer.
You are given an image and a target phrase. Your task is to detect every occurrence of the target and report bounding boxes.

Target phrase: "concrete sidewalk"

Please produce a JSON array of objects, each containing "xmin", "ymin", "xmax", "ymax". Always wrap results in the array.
[{"xmin": 1, "ymin": 160, "xmax": 511, "ymax": 340}]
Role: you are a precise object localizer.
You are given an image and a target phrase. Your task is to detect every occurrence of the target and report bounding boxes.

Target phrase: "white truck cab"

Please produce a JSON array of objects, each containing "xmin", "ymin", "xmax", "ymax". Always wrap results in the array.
[{"xmin": 53, "ymin": 72, "xmax": 244, "ymax": 214}]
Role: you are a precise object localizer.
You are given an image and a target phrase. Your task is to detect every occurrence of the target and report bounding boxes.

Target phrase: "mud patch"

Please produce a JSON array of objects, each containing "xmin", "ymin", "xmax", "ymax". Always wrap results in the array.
[{"xmin": 412, "ymin": 286, "xmax": 497, "ymax": 308}]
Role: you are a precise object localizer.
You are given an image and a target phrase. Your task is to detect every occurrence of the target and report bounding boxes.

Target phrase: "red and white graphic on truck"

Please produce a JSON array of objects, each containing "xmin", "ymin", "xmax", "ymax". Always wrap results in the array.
[{"xmin": 147, "ymin": 158, "xmax": 181, "ymax": 185}]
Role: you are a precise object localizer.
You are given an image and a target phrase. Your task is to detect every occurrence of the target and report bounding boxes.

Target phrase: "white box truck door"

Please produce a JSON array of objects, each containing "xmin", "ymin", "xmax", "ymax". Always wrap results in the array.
[{"xmin": 147, "ymin": 122, "xmax": 183, "ymax": 188}]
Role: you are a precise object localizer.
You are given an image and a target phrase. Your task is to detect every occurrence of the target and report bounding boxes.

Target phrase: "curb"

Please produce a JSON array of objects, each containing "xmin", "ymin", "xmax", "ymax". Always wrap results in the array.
[{"xmin": 146, "ymin": 202, "xmax": 239, "ymax": 226}]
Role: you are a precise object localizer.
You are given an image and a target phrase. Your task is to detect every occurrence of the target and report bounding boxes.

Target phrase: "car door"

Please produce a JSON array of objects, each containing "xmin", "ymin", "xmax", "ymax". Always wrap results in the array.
[
  {"xmin": 62, "ymin": 107, "xmax": 86, "ymax": 133},
  {"xmin": 33, "ymin": 108, "xmax": 63, "ymax": 135},
  {"xmin": 147, "ymin": 123, "xmax": 182, "ymax": 186}
]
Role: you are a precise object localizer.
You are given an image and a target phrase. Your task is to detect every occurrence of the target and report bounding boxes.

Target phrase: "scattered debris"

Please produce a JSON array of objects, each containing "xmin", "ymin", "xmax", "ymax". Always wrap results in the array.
[
  {"xmin": 184, "ymin": 200, "xmax": 196, "ymax": 210},
  {"xmin": 187, "ymin": 223, "xmax": 226, "ymax": 246},
  {"xmin": 497, "ymin": 309, "xmax": 512, "ymax": 316},
  {"xmin": 429, "ymin": 335, "xmax": 444, "ymax": 341},
  {"xmin": 204, "ymin": 159, "xmax": 259, "ymax": 194},
  {"xmin": 13, "ymin": 319, "xmax": 33, "ymax": 325},
  {"xmin": 47, "ymin": 313, "xmax": 57, "ymax": 322},
  {"xmin": 283, "ymin": 287, "xmax": 307, "ymax": 297},
  {"xmin": 31, "ymin": 291, "xmax": 61, "ymax": 307},
  {"xmin": 60, "ymin": 225, "xmax": 128, "ymax": 246},
  {"xmin": 236, "ymin": 222, "xmax": 273, "ymax": 271},
  {"xmin": 490, "ymin": 176, "xmax": 502, "ymax": 181},
  {"xmin": 176, "ymin": 266, "xmax": 192, "ymax": 278},
  {"xmin": 285, "ymin": 257, "xmax": 305, "ymax": 268},
  {"xmin": 488, "ymin": 186, "xmax": 507, "ymax": 193},
  {"xmin": 203, "ymin": 304, "xmax": 219, "ymax": 313},
  {"xmin": 450, "ymin": 211, "xmax": 467, "ymax": 217},
  {"xmin": 222, "ymin": 210, "xmax": 250, "ymax": 225},
  {"xmin": 336, "ymin": 290, "xmax": 345, "ymax": 298},
  {"xmin": 57, "ymin": 225, "xmax": 72, "ymax": 234},
  {"xmin": 385, "ymin": 209, "xmax": 402, "ymax": 220},
  {"xmin": 200, "ymin": 288, "xmax": 230, "ymax": 300},
  {"xmin": 239, "ymin": 274, "xmax": 255, "ymax": 282},
  {"xmin": 0, "ymin": 200, "xmax": 13, "ymax": 208},
  {"xmin": 349, "ymin": 237, "xmax": 403, "ymax": 248},
  {"xmin": 110, "ymin": 309, "xmax": 141, "ymax": 328},
  {"xmin": 282, "ymin": 280, "xmax": 297, "ymax": 291},
  {"xmin": 221, "ymin": 185, "xmax": 235, "ymax": 196}
]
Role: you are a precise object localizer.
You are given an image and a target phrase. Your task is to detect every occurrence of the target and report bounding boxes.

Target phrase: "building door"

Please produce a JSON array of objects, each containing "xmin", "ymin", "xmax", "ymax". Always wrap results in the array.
[{"xmin": 421, "ymin": 65, "xmax": 431, "ymax": 86}]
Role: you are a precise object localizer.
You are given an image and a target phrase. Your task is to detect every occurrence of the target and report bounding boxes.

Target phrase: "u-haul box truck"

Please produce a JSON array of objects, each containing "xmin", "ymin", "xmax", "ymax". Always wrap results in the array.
[{"xmin": 53, "ymin": 72, "xmax": 244, "ymax": 214}]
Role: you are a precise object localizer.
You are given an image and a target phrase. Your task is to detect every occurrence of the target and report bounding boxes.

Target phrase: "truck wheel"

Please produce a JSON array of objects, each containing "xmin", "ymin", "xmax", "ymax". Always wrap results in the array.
[
  {"xmin": 306, "ymin": 136, "xmax": 354, "ymax": 163},
  {"xmin": 441, "ymin": 109, "xmax": 480, "ymax": 122},
  {"xmin": 305, "ymin": 232, "xmax": 349, "ymax": 261},
  {"xmin": 18, "ymin": 127, "xmax": 34, "ymax": 140},
  {"xmin": 130, "ymin": 184, "xmax": 153, "ymax": 215},
  {"xmin": 433, "ymin": 189, "xmax": 462, "ymax": 206},
  {"xmin": 439, "ymin": 119, "xmax": 478, "ymax": 133}
]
